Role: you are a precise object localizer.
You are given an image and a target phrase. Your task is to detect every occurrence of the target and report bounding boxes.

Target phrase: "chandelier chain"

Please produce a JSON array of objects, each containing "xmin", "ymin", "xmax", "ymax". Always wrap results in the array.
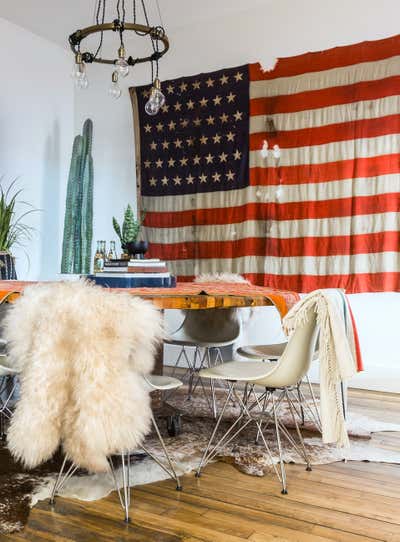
[{"xmin": 94, "ymin": 0, "xmax": 107, "ymax": 59}]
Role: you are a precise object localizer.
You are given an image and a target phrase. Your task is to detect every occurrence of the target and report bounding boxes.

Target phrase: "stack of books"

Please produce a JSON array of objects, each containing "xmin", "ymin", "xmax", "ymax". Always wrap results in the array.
[{"xmin": 89, "ymin": 258, "xmax": 176, "ymax": 288}]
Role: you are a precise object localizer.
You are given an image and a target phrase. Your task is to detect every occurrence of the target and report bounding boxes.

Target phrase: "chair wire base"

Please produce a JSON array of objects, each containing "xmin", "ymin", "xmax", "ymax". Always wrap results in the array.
[
  {"xmin": 195, "ymin": 381, "xmax": 313, "ymax": 495},
  {"xmin": 49, "ymin": 412, "xmax": 181, "ymax": 522},
  {"xmin": 166, "ymin": 345, "xmax": 230, "ymax": 419},
  {"xmin": 0, "ymin": 377, "xmax": 18, "ymax": 440}
]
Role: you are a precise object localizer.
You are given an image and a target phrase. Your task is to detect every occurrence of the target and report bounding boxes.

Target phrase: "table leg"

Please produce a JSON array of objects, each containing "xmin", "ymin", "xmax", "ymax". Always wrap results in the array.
[{"xmin": 151, "ymin": 340, "xmax": 164, "ymax": 410}]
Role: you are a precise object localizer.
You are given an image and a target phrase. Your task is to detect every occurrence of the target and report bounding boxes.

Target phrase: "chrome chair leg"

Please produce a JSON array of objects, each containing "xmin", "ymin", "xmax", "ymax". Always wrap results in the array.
[
  {"xmin": 196, "ymin": 382, "xmax": 235, "ymax": 477},
  {"xmin": 108, "ymin": 452, "xmax": 132, "ymax": 523},
  {"xmin": 272, "ymin": 393, "xmax": 287, "ymax": 495},
  {"xmin": 49, "ymin": 455, "xmax": 79, "ymax": 505},
  {"xmin": 284, "ymin": 390, "xmax": 312, "ymax": 471},
  {"xmin": 146, "ymin": 411, "xmax": 182, "ymax": 490}
]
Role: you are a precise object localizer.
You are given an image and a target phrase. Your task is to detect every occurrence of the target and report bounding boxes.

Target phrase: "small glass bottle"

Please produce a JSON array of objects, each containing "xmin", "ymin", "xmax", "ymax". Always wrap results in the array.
[
  {"xmin": 93, "ymin": 241, "xmax": 103, "ymax": 273},
  {"xmin": 101, "ymin": 240, "xmax": 107, "ymax": 263},
  {"xmin": 108, "ymin": 241, "xmax": 116, "ymax": 261}
]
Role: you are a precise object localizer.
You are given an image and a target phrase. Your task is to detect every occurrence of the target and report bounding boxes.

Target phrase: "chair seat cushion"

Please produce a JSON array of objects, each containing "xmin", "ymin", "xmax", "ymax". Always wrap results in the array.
[
  {"xmin": 199, "ymin": 360, "xmax": 277, "ymax": 382},
  {"xmin": 165, "ymin": 330, "xmax": 236, "ymax": 348},
  {"xmin": 144, "ymin": 375, "xmax": 183, "ymax": 391},
  {"xmin": 237, "ymin": 342, "xmax": 287, "ymax": 360}
]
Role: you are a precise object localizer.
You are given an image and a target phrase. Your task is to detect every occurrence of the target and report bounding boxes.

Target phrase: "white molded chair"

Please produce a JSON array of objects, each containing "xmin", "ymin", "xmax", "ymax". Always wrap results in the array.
[
  {"xmin": 195, "ymin": 305, "xmax": 319, "ymax": 495},
  {"xmin": 237, "ymin": 341, "xmax": 321, "ymax": 429},
  {"xmin": 165, "ymin": 308, "xmax": 241, "ymax": 417},
  {"xmin": 50, "ymin": 374, "xmax": 184, "ymax": 522}
]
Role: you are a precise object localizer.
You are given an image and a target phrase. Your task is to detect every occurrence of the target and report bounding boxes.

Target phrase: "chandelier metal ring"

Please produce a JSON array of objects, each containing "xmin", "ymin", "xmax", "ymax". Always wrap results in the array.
[{"xmin": 69, "ymin": 22, "xmax": 169, "ymax": 66}]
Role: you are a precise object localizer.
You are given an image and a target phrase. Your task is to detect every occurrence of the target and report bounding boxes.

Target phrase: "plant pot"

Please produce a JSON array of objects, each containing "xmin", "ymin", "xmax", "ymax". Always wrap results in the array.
[
  {"xmin": 0, "ymin": 252, "xmax": 17, "ymax": 280},
  {"xmin": 122, "ymin": 241, "xmax": 149, "ymax": 260}
]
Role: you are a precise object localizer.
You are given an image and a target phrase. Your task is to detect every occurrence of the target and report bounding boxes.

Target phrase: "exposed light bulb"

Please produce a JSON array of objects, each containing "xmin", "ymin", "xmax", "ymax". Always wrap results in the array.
[
  {"xmin": 115, "ymin": 46, "xmax": 129, "ymax": 77},
  {"xmin": 144, "ymin": 78, "xmax": 165, "ymax": 116},
  {"xmin": 75, "ymin": 73, "xmax": 89, "ymax": 89},
  {"xmin": 109, "ymin": 71, "xmax": 121, "ymax": 99},
  {"xmin": 71, "ymin": 52, "xmax": 86, "ymax": 80},
  {"xmin": 152, "ymin": 88, "xmax": 166, "ymax": 108},
  {"xmin": 144, "ymin": 99, "xmax": 159, "ymax": 116},
  {"xmin": 115, "ymin": 58, "xmax": 129, "ymax": 77}
]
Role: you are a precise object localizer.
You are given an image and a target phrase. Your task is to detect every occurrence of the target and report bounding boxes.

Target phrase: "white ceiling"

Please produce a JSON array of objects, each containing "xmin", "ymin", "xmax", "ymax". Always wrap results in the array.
[{"xmin": 0, "ymin": 0, "xmax": 267, "ymax": 49}]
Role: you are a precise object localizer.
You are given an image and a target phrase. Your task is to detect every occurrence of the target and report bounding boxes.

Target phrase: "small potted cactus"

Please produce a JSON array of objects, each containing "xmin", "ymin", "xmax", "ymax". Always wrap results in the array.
[{"xmin": 112, "ymin": 205, "xmax": 148, "ymax": 259}]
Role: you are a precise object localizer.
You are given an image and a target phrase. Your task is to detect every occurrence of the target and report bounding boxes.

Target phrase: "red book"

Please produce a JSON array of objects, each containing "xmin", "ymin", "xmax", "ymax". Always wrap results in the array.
[{"xmin": 127, "ymin": 265, "xmax": 168, "ymax": 273}]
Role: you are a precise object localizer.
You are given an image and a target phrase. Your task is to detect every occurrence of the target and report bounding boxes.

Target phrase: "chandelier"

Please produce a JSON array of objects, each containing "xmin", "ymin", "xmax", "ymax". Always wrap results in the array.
[{"xmin": 69, "ymin": 0, "xmax": 169, "ymax": 114}]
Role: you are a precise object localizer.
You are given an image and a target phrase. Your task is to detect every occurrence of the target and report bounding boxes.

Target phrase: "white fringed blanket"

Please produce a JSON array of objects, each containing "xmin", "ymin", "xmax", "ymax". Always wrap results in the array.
[{"xmin": 283, "ymin": 289, "xmax": 363, "ymax": 447}]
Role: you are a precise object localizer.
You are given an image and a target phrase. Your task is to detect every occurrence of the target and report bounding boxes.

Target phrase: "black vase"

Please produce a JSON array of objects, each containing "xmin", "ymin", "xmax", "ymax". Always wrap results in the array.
[
  {"xmin": 0, "ymin": 252, "xmax": 17, "ymax": 280},
  {"xmin": 122, "ymin": 241, "xmax": 149, "ymax": 260}
]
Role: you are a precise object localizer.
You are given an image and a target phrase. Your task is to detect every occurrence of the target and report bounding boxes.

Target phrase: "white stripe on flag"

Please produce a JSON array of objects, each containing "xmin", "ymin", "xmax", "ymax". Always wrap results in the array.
[
  {"xmin": 166, "ymin": 252, "xmax": 400, "ymax": 277},
  {"xmin": 144, "ymin": 212, "xmax": 400, "ymax": 244},
  {"xmin": 249, "ymin": 55, "xmax": 400, "ymax": 98},
  {"xmin": 249, "ymin": 134, "xmax": 400, "ymax": 167},
  {"xmin": 249, "ymin": 95, "xmax": 400, "ymax": 133}
]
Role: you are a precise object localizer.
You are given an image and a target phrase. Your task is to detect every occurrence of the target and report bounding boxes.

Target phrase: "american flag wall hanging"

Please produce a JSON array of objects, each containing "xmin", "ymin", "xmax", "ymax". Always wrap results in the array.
[{"xmin": 130, "ymin": 33, "xmax": 400, "ymax": 293}]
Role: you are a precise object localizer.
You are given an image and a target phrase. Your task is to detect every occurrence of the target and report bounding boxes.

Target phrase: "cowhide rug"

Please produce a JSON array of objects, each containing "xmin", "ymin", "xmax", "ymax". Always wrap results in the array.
[{"xmin": 1, "ymin": 390, "xmax": 400, "ymax": 534}]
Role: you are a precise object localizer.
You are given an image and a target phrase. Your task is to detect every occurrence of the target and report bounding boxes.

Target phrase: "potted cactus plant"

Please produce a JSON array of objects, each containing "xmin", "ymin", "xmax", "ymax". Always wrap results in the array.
[
  {"xmin": 0, "ymin": 180, "xmax": 37, "ymax": 279},
  {"xmin": 112, "ymin": 205, "xmax": 147, "ymax": 259}
]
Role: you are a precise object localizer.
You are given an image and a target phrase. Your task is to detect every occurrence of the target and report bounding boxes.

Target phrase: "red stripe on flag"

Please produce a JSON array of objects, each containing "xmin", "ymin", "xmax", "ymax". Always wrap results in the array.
[
  {"xmin": 144, "ymin": 203, "xmax": 268, "ymax": 228},
  {"xmin": 250, "ymin": 76, "xmax": 400, "ymax": 115},
  {"xmin": 147, "ymin": 231, "xmax": 400, "ymax": 260},
  {"xmin": 192, "ymin": 272, "xmax": 399, "ymax": 294},
  {"xmin": 249, "ymin": 154, "xmax": 400, "ymax": 186},
  {"xmin": 277, "ymin": 193, "xmax": 400, "ymax": 221},
  {"xmin": 250, "ymin": 114, "xmax": 400, "ymax": 150},
  {"xmin": 249, "ymin": 35, "xmax": 400, "ymax": 80},
  {"xmin": 144, "ymin": 193, "xmax": 400, "ymax": 227}
]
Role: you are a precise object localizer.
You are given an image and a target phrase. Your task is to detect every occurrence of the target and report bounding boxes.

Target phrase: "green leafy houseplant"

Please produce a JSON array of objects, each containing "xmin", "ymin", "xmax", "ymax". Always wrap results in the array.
[
  {"xmin": 0, "ymin": 180, "xmax": 37, "ymax": 278},
  {"xmin": 112, "ymin": 205, "xmax": 146, "ymax": 255}
]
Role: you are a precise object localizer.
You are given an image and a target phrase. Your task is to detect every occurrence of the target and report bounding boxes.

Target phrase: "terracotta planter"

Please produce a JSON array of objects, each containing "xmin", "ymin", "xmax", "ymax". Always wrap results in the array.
[{"xmin": 0, "ymin": 252, "xmax": 17, "ymax": 280}]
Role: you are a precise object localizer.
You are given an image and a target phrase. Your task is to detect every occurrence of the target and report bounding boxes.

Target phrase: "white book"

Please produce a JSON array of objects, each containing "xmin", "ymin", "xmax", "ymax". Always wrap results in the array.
[
  {"xmin": 129, "ymin": 258, "xmax": 160, "ymax": 267},
  {"xmin": 95, "ymin": 272, "xmax": 171, "ymax": 278}
]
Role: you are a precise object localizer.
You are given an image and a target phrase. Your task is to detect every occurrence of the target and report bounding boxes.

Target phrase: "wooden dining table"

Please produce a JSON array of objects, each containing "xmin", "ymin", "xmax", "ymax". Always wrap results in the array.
[
  {"xmin": 0, "ymin": 279, "xmax": 299, "ymax": 374},
  {"xmin": 0, "ymin": 279, "xmax": 300, "ymax": 431}
]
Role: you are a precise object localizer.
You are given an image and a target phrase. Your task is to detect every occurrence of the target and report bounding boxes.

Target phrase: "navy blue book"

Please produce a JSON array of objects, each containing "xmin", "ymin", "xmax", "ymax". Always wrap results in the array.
[{"xmin": 87, "ymin": 274, "xmax": 176, "ymax": 288}]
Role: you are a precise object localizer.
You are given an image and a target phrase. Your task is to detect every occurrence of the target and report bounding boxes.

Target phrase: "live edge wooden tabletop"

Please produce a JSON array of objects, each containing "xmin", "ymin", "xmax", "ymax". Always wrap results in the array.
[{"xmin": 0, "ymin": 280, "xmax": 300, "ymax": 318}]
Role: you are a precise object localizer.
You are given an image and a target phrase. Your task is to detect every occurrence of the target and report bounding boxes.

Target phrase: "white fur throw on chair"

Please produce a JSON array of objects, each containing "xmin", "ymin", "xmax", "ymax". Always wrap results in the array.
[{"xmin": 3, "ymin": 280, "xmax": 163, "ymax": 473}]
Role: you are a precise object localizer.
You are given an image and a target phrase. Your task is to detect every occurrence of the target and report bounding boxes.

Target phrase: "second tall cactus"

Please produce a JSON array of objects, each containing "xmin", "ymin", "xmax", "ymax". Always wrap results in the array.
[{"xmin": 61, "ymin": 119, "xmax": 94, "ymax": 274}]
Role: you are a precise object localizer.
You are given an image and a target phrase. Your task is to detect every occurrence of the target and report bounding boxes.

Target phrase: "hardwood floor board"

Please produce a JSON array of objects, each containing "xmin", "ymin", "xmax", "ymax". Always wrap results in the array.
[
  {"xmin": 151, "ymin": 468, "xmax": 398, "ymax": 540},
  {"xmin": 320, "ymin": 461, "xmax": 400, "ymax": 484},
  {"xmin": 194, "ymin": 467, "xmax": 400, "ymax": 526},
  {"xmin": 0, "ymin": 529, "xmax": 74, "ymax": 542},
  {"xmin": 32, "ymin": 498, "xmax": 182, "ymax": 542},
  {"xmin": 70, "ymin": 493, "xmax": 248, "ymax": 542},
  {"xmin": 138, "ymin": 482, "xmax": 376, "ymax": 542}
]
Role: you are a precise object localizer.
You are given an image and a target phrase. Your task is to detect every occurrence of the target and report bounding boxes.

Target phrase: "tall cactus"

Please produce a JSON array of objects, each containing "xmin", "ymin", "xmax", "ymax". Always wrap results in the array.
[{"xmin": 61, "ymin": 119, "xmax": 94, "ymax": 274}]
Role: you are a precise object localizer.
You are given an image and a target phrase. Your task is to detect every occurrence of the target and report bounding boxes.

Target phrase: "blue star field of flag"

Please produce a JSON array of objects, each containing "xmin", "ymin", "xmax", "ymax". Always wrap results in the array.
[{"xmin": 134, "ymin": 65, "xmax": 249, "ymax": 196}]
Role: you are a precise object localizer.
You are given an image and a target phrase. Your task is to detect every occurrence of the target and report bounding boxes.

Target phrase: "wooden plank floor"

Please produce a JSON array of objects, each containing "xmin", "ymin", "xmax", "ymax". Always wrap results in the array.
[{"xmin": 2, "ymin": 389, "xmax": 400, "ymax": 542}]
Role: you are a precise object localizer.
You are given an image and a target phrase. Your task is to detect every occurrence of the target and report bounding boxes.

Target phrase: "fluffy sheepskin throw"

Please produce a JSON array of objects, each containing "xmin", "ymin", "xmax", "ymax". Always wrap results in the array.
[
  {"xmin": 194, "ymin": 273, "xmax": 250, "ymax": 284},
  {"xmin": 3, "ymin": 280, "xmax": 163, "ymax": 473}
]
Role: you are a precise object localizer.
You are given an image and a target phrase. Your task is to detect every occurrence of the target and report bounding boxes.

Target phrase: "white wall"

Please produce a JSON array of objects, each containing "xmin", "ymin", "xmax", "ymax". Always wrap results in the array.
[
  {"xmin": 74, "ymin": 0, "xmax": 400, "ymax": 391},
  {"xmin": 0, "ymin": 17, "xmax": 74, "ymax": 280}
]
